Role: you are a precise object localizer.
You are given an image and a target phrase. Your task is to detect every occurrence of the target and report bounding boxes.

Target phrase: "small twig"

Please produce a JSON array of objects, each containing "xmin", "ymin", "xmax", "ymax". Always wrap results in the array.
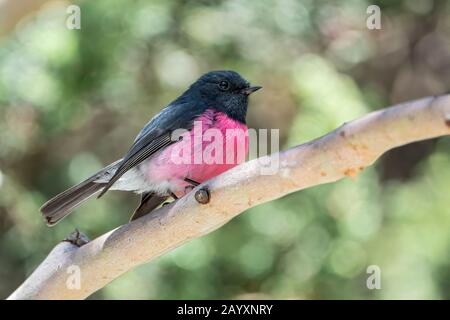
[
  {"xmin": 194, "ymin": 187, "xmax": 210, "ymax": 204},
  {"xmin": 63, "ymin": 229, "xmax": 90, "ymax": 247}
]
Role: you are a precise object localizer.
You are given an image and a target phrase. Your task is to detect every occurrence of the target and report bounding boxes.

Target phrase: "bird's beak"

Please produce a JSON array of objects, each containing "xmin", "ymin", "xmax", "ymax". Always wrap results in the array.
[{"xmin": 243, "ymin": 86, "xmax": 262, "ymax": 95}]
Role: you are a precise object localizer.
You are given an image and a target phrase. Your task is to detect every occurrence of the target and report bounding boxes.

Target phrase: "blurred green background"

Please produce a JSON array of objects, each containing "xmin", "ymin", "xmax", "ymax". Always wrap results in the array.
[{"xmin": 1, "ymin": 0, "xmax": 450, "ymax": 299}]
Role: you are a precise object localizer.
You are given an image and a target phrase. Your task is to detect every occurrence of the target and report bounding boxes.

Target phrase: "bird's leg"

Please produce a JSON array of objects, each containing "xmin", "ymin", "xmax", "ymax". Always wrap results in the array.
[
  {"xmin": 161, "ymin": 192, "xmax": 178, "ymax": 207},
  {"xmin": 184, "ymin": 178, "xmax": 200, "ymax": 194},
  {"xmin": 184, "ymin": 178, "xmax": 200, "ymax": 187}
]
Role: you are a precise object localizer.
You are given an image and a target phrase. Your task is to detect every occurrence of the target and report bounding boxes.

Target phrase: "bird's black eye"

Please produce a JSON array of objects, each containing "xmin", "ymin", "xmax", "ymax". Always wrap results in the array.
[{"xmin": 218, "ymin": 80, "xmax": 230, "ymax": 91}]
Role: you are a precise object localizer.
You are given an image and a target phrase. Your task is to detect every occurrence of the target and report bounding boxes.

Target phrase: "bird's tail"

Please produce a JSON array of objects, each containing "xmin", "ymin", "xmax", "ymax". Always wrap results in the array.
[{"xmin": 40, "ymin": 160, "xmax": 120, "ymax": 226}]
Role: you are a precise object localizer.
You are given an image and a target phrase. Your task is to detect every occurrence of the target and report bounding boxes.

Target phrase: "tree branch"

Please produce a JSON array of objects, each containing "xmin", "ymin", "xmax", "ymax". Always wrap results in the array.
[{"xmin": 8, "ymin": 95, "xmax": 450, "ymax": 299}]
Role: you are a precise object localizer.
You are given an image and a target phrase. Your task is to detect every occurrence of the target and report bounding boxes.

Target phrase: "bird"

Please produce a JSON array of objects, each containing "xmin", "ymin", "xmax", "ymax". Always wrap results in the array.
[{"xmin": 40, "ymin": 70, "xmax": 262, "ymax": 226}]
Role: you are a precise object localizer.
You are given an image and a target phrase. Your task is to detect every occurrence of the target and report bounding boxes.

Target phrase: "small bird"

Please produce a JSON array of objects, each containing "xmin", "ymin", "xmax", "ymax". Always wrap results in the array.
[{"xmin": 41, "ymin": 70, "xmax": 261, "ymax": 225}]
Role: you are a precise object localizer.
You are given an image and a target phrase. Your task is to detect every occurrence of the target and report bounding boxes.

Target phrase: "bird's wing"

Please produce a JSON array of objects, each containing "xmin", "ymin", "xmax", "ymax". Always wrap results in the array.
[{"xmin": 97, "ymin": 101, "xmax": 207, "ymax": 198}]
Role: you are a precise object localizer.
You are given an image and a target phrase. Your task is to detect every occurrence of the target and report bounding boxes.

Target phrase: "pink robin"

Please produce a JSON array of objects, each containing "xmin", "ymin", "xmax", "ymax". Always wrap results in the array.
[{"xmin": 40, "ymin": 70, "xmax": 261, "ymax": 225}]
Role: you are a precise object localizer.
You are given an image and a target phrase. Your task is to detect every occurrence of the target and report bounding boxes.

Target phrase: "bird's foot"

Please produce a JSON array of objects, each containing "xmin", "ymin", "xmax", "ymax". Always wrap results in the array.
[{"xmin": 184, "ymin": 185, "xmax": 195, "ymax": 193}]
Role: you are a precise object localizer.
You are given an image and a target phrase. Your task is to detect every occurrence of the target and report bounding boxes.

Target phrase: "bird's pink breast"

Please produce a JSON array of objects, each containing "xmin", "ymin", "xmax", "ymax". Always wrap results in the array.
[{"xmin": 142, "ymin": 109, "xmax": 248, "ymax": 196}]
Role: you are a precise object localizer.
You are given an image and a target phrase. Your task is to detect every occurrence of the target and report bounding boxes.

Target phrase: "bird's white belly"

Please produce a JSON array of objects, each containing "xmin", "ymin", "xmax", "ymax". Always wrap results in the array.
[{"xmin": 95, "ymin": 165, "xmax": 173, "ymax": 195}]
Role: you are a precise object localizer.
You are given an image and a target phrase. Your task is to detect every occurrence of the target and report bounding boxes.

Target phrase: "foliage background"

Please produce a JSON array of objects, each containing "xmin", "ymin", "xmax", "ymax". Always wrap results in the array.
[{"xmin": 1, "ymin": 0, "xmax": 450, "ymax": 299}]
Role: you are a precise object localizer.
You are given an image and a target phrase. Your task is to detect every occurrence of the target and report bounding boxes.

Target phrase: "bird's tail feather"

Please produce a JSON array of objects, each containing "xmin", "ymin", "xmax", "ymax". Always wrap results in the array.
[{"xmin": 40, "ymin": 160, "xmax": 120, "ymax": 226}]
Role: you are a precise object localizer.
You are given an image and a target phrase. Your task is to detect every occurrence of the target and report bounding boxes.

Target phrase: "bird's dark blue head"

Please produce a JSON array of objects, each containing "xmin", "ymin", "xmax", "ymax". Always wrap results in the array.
[{"xmin": 185, "ymin": 70, "xmax": 261, "ymax": 123}]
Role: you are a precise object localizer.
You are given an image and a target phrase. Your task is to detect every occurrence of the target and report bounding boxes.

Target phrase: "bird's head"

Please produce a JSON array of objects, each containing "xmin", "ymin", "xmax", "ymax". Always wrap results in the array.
[{"xmin": 187, "ymin": 70, "xmax": 261, "ymax": 123}]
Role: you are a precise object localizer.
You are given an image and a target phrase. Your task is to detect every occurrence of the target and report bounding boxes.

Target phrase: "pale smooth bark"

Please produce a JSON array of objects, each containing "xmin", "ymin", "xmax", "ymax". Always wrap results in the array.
[{"xmin": 8, "ymin": 95, "xmax": 450, "ymax": 299}]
